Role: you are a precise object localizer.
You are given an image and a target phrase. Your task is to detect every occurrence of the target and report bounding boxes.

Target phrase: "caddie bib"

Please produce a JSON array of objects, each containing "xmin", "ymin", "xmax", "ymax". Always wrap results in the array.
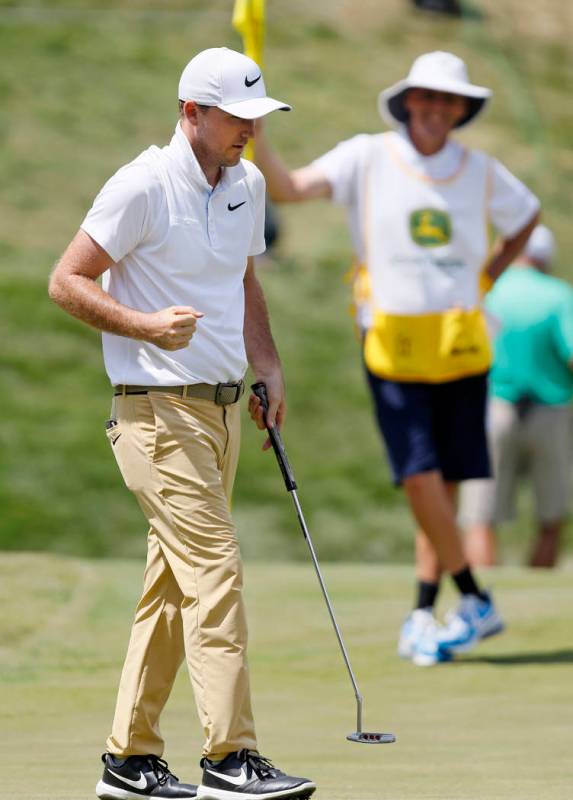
[{"xmin": 359, "ymin": 132, "xmax": 492, "ymax": 382}]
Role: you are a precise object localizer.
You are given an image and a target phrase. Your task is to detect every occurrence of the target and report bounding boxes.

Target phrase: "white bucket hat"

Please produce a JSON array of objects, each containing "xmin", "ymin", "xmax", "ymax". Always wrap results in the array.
[
  {"xmin": 524, "ymin": 224, "xmax": 555, "ymax": 265},
  {"xmin": 178, "ymin": 47, "xmax": 291, "ymax": 120},
  {"xmin": 379, "ymin": 51, "xmax": 491, "ymax": 129}
]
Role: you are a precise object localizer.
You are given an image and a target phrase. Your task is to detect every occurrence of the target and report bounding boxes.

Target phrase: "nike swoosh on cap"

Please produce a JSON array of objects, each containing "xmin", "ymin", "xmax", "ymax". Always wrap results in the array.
[
  {"xmin": 244, "ymin": 73, "xmax": 262, "ymax": 88},
  {"xmin": 228, "ymin": 201, "xmax": 246, "ymax": 211},
  {"xmin": 206, "ymin": 766, "xmax": 249, "ymax": 786},
  {"xmin": 107, "ymin": 768, "xmax": 148, "ymax": 790}
]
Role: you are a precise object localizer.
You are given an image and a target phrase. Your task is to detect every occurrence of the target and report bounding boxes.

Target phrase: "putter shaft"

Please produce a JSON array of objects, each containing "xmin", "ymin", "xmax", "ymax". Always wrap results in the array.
[
  {"xmin": 251, "ymin": 382, "xmax": 395, "ymax": 744},
  {"xmin": 289, "ymin": 488, "xmax": 363, "ymax": 734}
]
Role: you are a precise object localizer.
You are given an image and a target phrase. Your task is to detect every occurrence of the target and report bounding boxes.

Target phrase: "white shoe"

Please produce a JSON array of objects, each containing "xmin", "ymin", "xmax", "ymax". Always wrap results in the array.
[
  {"xmin": 397, "ymin": 608, "xmax": 437, "ymax": 659},
  {"xmin": 411, "ymin": 630, "xmax": 454, "ymax": 667}
]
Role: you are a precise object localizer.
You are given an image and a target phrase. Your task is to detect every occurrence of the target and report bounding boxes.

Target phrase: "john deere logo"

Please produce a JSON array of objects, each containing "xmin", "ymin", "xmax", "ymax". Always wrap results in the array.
[{"xmin": 410, "ymin": 209, "xmax": 452, "ymax": 248}]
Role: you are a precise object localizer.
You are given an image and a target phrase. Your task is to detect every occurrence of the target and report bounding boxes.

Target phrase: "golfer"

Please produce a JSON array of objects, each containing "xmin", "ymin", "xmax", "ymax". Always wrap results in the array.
[
  {"xmin": 460, "ymin": 225, "xmax": 573, "ymax": 568},
  {"xmin": 254, "ymin": 51, "xmax": 539, "ymax": 665},
  {"xmin": 49, "ymin": 47, "xmax": 315, "ymax": 800}
]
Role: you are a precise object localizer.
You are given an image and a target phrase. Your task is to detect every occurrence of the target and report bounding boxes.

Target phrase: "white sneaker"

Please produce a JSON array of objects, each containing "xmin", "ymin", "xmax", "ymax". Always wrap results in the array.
[
  {"xmin": 399, "ymin": 608, "xmax": 456, "ymax": 667},
  {"xmin": 398, "ymin": 608, "xmax": 437, "ymax": 659},
  {"xmin": 411, "ymin": 629, "xmax": 454, "ymax": 667},
  {"xmin": 437, "ymin": 592, "xmax": 504, "ymax": 656}
]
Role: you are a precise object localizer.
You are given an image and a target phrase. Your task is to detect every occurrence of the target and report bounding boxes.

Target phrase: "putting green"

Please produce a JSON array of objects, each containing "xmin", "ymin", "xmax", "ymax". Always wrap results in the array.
[{"xmin": 1, "ymin": 553, "xmax": 572, "ymax": 799}]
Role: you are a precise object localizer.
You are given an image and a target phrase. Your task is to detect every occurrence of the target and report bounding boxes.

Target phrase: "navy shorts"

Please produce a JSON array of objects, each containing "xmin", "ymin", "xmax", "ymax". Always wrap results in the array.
[{"xmin": 366, "ymin": 369, "xmax": 491, "ymax": 486}]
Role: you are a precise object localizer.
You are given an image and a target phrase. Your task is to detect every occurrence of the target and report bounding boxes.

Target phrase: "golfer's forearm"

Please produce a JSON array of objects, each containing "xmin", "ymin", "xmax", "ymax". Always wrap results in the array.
[
  {"xmin": 49, "ymin": 273, "xmax": 149, "ymax": 340},
  {"xmin": 243, "ymin": 267, "xmax": 282, "ymax": 379},
  {"xmin": 486, "ymin": 211, "xmax": 540, "ymax": 281}
]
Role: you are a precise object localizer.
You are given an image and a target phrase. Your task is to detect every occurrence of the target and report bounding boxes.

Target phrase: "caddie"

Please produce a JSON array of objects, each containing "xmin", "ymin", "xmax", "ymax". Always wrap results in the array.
[
  {"xmin": 254, "ymin": 51, "xmax": 540, "ymax": 665},
  {"xmin": 49, "ymin": 46, "xmax": 315, "ymax": 800}
]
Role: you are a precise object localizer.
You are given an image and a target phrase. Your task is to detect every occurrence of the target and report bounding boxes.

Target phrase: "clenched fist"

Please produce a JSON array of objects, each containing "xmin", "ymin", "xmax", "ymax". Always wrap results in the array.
[{"xmin": 142, "ymin": 306, "xmax": 204, "ymax": 351}]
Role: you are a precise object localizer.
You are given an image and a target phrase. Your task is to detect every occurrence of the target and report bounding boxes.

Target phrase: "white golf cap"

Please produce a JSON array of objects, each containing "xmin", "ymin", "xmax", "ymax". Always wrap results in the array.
[
  {"xmin": 524, "ymin": 224, "xmax": 555, "ymax": 264},
  {"xmin": 379, "ymin": 51, "xmax": 491, "ymax": 129},
  {"xmin": 178, "ymin": 47, "xmax": 291, "ymax": 120}
]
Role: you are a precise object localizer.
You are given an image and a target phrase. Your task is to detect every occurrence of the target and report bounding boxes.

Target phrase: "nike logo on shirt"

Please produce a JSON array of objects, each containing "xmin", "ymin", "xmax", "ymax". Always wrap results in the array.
[
  {"xmin": 206, "ymin": 766, "xmax": 249, "ymax": 786},
  {"xmin": 228, "ymin": 201, "xmax": 246, "ymax": 211},
  {"xmin": 244, "ymin": 73, "xmax": 261, "ymax": 88},
  {"xmin": 107, "ymin": 769, "xmax": 148, "ymax": 790}
]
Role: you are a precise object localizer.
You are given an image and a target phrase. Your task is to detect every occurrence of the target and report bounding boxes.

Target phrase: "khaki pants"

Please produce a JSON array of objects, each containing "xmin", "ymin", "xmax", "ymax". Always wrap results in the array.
[
  {"xmin": 104, "ymin": 392, "xmax": 256, "ymax": 759},
  {"xmin": 459, "ymin": 397, "xmax": 571, "ymax": 525}
]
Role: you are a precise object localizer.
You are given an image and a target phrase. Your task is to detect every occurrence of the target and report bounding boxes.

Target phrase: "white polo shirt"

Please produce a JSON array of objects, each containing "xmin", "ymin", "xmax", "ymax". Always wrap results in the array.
[{"xmin": 81, "ymin": 123, "xmax": 266, "ymax": 386}]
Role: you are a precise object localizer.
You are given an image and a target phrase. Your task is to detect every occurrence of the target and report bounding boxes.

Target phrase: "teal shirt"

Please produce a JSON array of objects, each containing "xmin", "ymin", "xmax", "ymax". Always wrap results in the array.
[{"xmin": 486, "ymin": 265, "xmax": 573, "ymax": 405}]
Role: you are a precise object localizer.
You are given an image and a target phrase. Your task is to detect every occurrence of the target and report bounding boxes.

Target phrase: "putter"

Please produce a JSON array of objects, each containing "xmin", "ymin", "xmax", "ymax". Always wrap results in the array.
[{"xmin": 251, "ymin": 383, "xmax": 396, "ymax": 746}]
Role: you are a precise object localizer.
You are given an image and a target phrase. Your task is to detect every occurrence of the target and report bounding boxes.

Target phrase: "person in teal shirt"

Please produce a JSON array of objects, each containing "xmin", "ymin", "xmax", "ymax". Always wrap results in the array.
[{"xmin": 460, "ymin": 225, "xmax": 573, "ymax": 567}]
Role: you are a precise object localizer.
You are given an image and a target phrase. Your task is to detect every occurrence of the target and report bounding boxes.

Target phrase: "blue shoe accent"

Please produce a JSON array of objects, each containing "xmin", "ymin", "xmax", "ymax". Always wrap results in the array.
[
  {"xmin": 437, "ymin": 593, "xmax": 504, "ymax": 656},
  {"xmin": 411, "ymin": 633, "xmax": 454, "ymax": 667}
]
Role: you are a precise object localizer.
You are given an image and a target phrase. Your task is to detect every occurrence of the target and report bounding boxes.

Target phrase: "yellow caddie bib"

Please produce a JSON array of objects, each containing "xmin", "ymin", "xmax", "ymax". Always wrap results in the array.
[{"xmin": 363, "ymin": 307, "xmax": 491, "ymax": 383}]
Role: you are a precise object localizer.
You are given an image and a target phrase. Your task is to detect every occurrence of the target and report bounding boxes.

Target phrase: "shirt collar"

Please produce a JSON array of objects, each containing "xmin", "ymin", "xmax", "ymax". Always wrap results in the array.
[
  {"xmin": 396, "ymin": 125, "xmax": 459, "ymax": 162},
  {"xmin": 392, "ymin": 126, "xmax": 464, "ymax": 181},
  {"xmin": 169, "ymin": 122, "xmax": 247, "ymax": 191}
]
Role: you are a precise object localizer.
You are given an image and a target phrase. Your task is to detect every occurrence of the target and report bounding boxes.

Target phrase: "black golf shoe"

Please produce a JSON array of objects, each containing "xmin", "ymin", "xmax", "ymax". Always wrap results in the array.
[
  {"xmin": 197, "ymin": 749, "xmax": 315, "ymax": 799},
  {"xmin": 96, "ymin": 753, "xmax": 197, "ymax": 799}
]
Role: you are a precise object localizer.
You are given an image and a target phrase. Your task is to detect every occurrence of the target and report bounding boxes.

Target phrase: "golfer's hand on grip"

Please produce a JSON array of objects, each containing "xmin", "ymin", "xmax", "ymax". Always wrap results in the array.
[
  {"xmin": 142, "ymin": 306, "xmax": 204, "ymax": 351},
  {"xmin": 248, "ymin": 370, "xmax": 285, "ymax": 451}
]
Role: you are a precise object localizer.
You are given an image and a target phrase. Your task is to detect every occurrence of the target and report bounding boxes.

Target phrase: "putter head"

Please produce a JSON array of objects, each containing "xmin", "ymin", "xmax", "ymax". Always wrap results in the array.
[{"xmin": 347, "ymin": 732, "xmax": 396, "ymax": 744}]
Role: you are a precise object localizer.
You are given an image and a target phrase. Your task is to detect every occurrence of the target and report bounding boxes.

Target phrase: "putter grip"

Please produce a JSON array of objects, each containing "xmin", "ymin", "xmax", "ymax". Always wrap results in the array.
[{"xmin": 251, "ymin": 383, "xmax": 297, "ymax": 491}]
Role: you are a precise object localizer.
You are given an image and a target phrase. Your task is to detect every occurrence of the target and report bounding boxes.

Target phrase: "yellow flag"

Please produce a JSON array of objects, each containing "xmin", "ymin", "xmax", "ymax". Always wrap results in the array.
[
  {"xmin": 232, "ymin": 0, "xmax": 266, "ymax": 67},
  {"xmin": 232, "ymin": 0, "xmax": 266, "ymax": 160}
]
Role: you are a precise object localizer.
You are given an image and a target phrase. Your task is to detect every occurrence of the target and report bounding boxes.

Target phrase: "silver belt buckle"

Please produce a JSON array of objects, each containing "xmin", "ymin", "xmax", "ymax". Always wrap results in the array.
[{"xmin": 214, "ymin": 381, "xmax": 243, "ymax": 405}]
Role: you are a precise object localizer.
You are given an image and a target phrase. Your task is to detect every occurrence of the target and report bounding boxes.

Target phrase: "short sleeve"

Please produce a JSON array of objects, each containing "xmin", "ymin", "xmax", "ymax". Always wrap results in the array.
[
  {"xmin": 487, "ymin": 157, "xmax": 540, "ymax": 239},
  {"xmin": 311, "ymin": 134, "xmax": 369, "ymax": 206},
  {"xmin": 248, "ymin": 168, "xmax": 266, "ymax": 257},
  {"xmin": 552, "ymin": 289, "xmax": 573, "ymax": 363},
  {"xmin": 81, "ymin": 162, "xmax": 159, "ymax": 263}
]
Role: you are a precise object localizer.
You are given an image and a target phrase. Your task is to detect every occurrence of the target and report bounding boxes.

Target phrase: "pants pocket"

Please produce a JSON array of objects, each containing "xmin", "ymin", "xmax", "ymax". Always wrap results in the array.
[
  {"xmin": 105, "ymin": 419, "xmax": 122, "ymax": 447},
  {"xmin": 104, "ymin": 408, "xmax": 156, "ymax": 494}
]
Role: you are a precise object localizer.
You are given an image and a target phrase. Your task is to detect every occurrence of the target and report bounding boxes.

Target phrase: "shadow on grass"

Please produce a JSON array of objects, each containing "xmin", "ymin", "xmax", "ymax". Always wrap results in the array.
[{"xmin": 460, "ymin": 649, "xmax": 573, "ymax": 665}]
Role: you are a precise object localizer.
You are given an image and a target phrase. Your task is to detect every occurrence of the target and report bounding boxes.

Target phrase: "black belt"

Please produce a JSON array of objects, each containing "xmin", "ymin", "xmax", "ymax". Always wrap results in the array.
[{"xmin": 113, "ymin": 381, "xmax": 244, "ymax": 405}]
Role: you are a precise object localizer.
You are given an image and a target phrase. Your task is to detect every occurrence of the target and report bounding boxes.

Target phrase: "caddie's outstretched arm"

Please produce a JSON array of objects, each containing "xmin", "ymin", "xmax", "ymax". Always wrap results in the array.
[{"xmin": 254, "ymin": 120, "xmax": 332, "ymax": 203}]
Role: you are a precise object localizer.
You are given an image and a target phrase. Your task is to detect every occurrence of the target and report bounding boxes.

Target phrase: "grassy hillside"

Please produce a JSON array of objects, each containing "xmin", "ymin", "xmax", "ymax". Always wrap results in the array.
[
  {"xmin": 1, "ymin": 554, "xmax": 572, "ymax": 799},
  {"xmin": 0, "ymin": 1, "xmax": 572, "ymax": 560}
]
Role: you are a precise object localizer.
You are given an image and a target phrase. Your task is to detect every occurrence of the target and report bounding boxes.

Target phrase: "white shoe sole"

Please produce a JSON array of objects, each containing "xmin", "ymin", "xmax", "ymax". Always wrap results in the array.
[
  {"xmin": 197, "ymin": 781, "xmax": 315, "ymax": 800},
  {"xmin": 96, "ymin": 780, "xmax": 151, "ymax": 800},
  {"xmin": 411, "ymin": 653, "xmax": 440, "ymax": 667},
  {"xmin": 412, "ymin": 649, "xmax": 454, "ymax": 667},
  {"xmin": 96, "ymin": 779, "xmax": 198, "ymax": 799},
  {"xmin": 397, "ymin": 642, "xmax": 414, "ymax": 659}
]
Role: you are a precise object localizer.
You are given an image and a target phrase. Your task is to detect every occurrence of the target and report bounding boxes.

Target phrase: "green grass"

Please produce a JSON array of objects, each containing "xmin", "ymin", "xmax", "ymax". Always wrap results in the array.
[
  {"xmin": 0, "ymin": 1, "xmax": 572, "ymax": 560},
  {"xmin": 1, "ymin": 553, "xmax": 572, "ymax": 799}
]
